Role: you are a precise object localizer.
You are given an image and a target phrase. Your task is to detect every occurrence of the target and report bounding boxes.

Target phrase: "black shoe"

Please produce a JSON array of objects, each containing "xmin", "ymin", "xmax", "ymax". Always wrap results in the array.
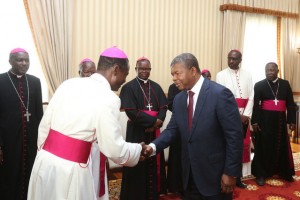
[
  {"xmin": 256, "ymin": 177, "xmax": 265, "ymax": 186},
  {"xmin": 236, "ymin": 179, "xmax": 247, "ymax": 189},
  {"xmin": 284, "ymin": 176, "xmax": 294, "ymax": 182}
]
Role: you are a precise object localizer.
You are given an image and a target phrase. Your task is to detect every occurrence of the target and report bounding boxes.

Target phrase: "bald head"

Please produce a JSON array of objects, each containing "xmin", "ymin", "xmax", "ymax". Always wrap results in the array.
[{"xmin": 79, "ymin": 61, "xmax": 96, "ymax": 77}]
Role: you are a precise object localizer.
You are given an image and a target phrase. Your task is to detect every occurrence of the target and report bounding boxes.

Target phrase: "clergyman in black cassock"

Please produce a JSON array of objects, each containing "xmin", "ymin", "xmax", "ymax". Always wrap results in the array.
[
  {"xmin": 0, "ymin": 48, "xmax": 43, "ymax": 200},
  {"xmin": 251, "ymin": 62, "xmax": 296, "ymax": 185},
  {"xmin": 120, "ymin": 57, "xmax": 168, "ymax": 200}
]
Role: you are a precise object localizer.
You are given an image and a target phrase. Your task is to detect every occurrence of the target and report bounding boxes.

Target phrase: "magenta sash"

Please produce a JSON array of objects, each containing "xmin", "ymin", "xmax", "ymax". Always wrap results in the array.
[
  {"xmin": 143, "ymin": 110, "xmax": 162, "ymax": 192},
  {"xmin": 261, "ymin": 100, "xmax": 286, "ymax": 112},
  {"xmin": 99, "ymin": 152, "xmax": 106, "ymax": 197},
  {"xmin": 236, "ymin": 98, "xmax": 248, "ymax": 108},
  {"xmin": 43, "ymin": 129, "xmax": 92, "ymax": 163}
]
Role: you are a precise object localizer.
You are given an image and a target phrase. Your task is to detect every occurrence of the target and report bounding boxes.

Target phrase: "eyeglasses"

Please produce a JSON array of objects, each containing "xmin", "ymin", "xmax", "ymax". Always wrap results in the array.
[{"xmin": 137, "ymin": 68, "xmax": 151, "ymax": 72}]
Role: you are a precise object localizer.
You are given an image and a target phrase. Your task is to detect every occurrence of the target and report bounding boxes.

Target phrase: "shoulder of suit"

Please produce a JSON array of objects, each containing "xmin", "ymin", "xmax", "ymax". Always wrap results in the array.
[{"xmin": 207, "ymin": 79, "xmax": 226, "ymax": 91}]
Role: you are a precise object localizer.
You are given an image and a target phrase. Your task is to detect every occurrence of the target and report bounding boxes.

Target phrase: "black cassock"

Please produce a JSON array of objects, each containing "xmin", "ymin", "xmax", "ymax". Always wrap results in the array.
[
  {"xmin": 0, "ymin": 71, "xmax": 43, "ymax": 200},
  {"xmin": 251, "ymin": 78, "xmax": 296, "ymax": 180},
  {"xmin": 120, "ymin": 78, "xmax": 168, "ymax": 200}
]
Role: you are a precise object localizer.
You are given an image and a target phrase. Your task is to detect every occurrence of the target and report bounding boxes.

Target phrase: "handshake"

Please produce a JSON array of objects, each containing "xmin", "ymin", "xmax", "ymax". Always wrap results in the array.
[{"xmin": 139, "ymin": 142, "xmax": 154, "ymax": 161}]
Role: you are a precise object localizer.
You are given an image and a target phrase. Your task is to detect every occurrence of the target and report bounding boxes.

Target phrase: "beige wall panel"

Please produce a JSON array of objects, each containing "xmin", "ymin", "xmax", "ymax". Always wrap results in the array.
[{"xmin": 72, "ymin": 0, "xmax": 223, "ymax": 93}]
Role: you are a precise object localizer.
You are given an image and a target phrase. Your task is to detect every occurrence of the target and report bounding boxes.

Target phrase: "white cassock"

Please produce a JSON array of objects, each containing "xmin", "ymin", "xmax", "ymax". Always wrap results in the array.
[
  {"xmin": 216, "ymin": 67, "xmax": 254, "ymax": 177},
  {"xmin": 27, "ymin": 73, "xmax": 142, "ymax": 200}
]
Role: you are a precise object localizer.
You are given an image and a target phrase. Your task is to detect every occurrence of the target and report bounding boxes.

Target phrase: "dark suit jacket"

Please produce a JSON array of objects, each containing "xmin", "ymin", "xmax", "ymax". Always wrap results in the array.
[{"xmin": 153, "ymin": 78, "xmax": 243, "ymax": 196}]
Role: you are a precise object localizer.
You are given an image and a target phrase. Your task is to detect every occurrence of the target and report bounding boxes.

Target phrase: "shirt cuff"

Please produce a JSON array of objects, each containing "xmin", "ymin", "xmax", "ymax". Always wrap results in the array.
[{"xmin": 149, "ymin": 143, "xmax": 156, "ymax": 156}]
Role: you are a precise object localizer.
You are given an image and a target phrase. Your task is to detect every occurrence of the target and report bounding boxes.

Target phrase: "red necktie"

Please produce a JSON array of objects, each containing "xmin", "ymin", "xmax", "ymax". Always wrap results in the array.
[{"xmin": 188, "ymin": 91, "xmax": 194, "ymax": 130}]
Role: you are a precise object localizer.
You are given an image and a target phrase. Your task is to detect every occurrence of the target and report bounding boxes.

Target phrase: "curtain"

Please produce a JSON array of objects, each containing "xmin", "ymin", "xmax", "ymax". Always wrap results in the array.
[
  {"xmin": 221, "ymin": 10, "xmax": 246, "ymax": 68},
  {"xmin": 242, "ymin": 14, "xmax": 277, "ymax": 85},
  {"xmin": 281, "ymin": 18, "xmax": 300, "ymax": 92},
  {"xmin": 220, "ymin": 0, "xmax": 299, "ymax": 91},
  {"xmin": 23, "ymin": 0, "xmax": 73, "ymax": 96}
]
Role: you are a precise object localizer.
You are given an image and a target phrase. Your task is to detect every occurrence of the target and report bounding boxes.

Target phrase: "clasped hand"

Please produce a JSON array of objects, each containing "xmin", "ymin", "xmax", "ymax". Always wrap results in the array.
[
  {"xmin": 145, "ymin": 119, "xmax": 163, "ymax": 133},
  {"xmin": 252, "ymin": 124, "xmax": 261, "ymax": 133},
  {"xmin": 139, "ymin": 142, "xmax": 153, "ymax": 161}
]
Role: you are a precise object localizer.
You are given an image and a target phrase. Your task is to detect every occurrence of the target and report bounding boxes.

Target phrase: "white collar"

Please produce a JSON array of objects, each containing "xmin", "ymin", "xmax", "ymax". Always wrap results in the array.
[
  {"xmin": 189, "ymin": 75, "xmax": 204, "ymax": 95},
  {"xmin": 136, "ymin": 76, "xmax": 148, "ymax": 84},
  {"xmin": 272, "ymin": 78, "xmax": 278, "ymax": 83},
  {"xmin": 89, "ymin": 73, "xmax": 111, "ymax": 89},
  {"xmin": 9, "ymin": 70, "xmax": 23, "ymax": 78}
]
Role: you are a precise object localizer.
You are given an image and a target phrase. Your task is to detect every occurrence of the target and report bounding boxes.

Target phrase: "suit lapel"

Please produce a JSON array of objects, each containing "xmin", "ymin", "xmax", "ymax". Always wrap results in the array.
[
  {"xmin": 189, "ymin": 79, "xmax": 210, "ymax": 138},
  {"xmin": 178, "ymin": 91, "xmax": 189, "ymax": 132}
]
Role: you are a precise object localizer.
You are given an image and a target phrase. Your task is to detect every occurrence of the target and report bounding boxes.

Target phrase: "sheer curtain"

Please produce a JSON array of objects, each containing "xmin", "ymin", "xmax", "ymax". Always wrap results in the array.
[
  {"xmin": 242, "ymin": 14, "xmax": 277, "ymax": 85},
  {"xmin": 0, "ymin": 0, "xmax": 48, "ymax": 102},
  {"xmin": 281, "ymin": 18, "xmax": 300, "ymax": 92}
]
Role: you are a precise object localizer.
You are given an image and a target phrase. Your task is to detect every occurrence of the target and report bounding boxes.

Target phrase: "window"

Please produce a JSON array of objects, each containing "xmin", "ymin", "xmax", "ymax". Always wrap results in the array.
[{"xmin": 242, "ymin": 14, "xmax": 278, "ymax": 85}]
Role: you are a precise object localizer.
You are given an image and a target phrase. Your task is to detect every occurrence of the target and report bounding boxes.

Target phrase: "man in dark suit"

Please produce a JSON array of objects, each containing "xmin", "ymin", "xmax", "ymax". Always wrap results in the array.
[{"xmin": 143, "ymin": 53, "xmax": 243, "ymax": 200}]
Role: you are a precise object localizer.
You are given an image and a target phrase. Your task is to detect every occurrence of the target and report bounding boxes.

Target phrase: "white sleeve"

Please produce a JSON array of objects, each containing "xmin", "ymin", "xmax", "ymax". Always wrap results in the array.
[
  {"xmin": 37, "ymin": 88, "xmax": 61, "ymax": 148},
  {"xmin": 96, "ymin": 95, "xmax": 142, "ymax": 167},
  {"xmin": 243, "ymin": 75, "xmax": 254, "ymax": 118}
]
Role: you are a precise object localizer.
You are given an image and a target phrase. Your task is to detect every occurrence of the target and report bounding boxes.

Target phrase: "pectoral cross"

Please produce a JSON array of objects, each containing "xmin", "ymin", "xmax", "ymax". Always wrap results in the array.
[
  {"xmin": 146, "ymin": 103, "xmax": 153, "ymax": 111},
  {"xmin": 273, "ymin": 98, "xmax": 279, "ymax": 106},
  {"xmin": 24, "ymin": 110, "xmax": 31, "ymax": 122}
]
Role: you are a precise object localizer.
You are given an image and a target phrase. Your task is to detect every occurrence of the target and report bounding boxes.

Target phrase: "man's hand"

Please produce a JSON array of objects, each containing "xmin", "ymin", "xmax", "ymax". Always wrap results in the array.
[
  {"xmin": 145, "ymin": 119, "xmax": 164, "ymax": 133},
  {"xmin": 153, "ymin": 119, "xmax": 163, "ymax": 129},
  {"xmin": 145, "ymin": 127, "xmax": 155, "ymax": 133},
  {"xmin": 139, "ymin": 142, "xmax": 146, "ymax": 161},
  {"xmin": 221, "ymin": 174, "xmax": 236, "ymax": 194},
  {"xmin": 142, "ymin": 144, "xmax": 153, "ymax": 158},
  {"xmin": 289, "ymin": 123, "xmax": 296, "ymax": 131},
  {"xmin": 240, "ymin": 115, "xmax": 249, "ymax": 125},
  {"xmin": 252, "ymin": 124, "xmax": 261, "ymax": 133},
  {"xmin": 139, "ymin": 143, "xmax": 154, "ymax": 161}
]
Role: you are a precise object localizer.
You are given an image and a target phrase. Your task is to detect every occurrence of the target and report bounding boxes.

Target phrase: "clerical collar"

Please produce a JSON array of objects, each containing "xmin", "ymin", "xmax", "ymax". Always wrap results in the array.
[
  {"xmin": 9, "ymin": 70, "xmax": 23, "ymax": 78},
  {"xmin": 272, "ymin": 78, "xmax": 278, "ymax": 83},
  {"xmin": 136, "ymin": 76, "xmax": 148, "ymax": 84}
]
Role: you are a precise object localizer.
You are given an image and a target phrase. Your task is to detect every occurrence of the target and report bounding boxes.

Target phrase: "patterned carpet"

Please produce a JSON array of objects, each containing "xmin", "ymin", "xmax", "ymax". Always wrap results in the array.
[
  {"xmin": 234, "ymin": 152, "xmax": 300, "ymax": 200},
  {"xmin": 108, "ymin": 152, "xmax": 300, "ymax": 200}
]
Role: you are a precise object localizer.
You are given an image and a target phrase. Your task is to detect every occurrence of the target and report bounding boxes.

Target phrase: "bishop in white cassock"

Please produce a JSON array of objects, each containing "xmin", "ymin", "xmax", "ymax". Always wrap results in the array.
[
  {"xmin": 27, "ymin": 47, "xmax": 143, "ymax": 200},
  {"xmin": 216, "ymin": 50, "xmax": 254, "ymax": 183}
]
